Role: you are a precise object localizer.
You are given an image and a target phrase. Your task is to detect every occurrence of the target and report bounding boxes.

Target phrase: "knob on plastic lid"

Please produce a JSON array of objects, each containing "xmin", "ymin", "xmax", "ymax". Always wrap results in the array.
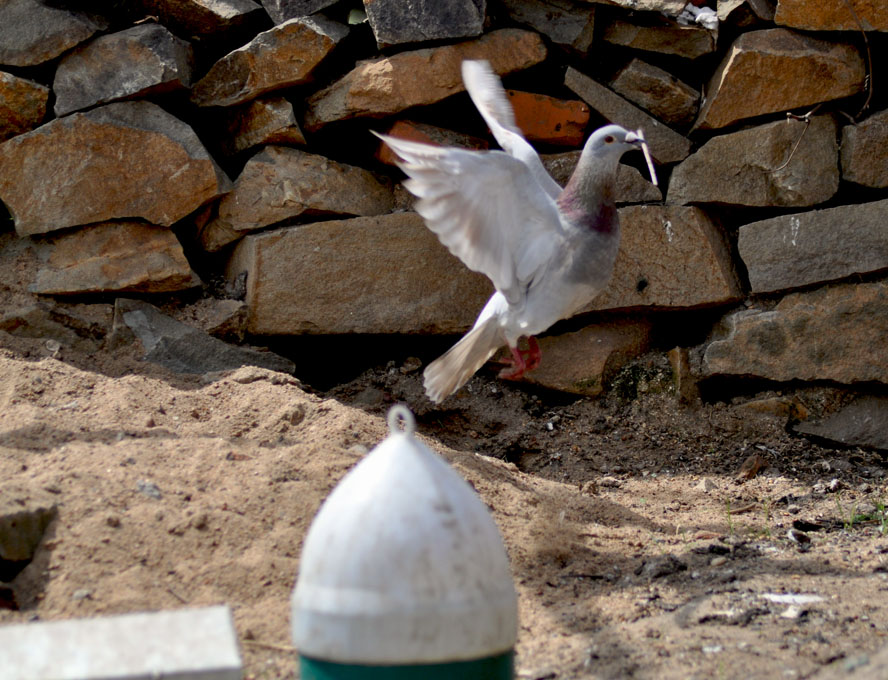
[{"xmin": 291, "ymin": 405, "xmax": 517, "ymax": 665}]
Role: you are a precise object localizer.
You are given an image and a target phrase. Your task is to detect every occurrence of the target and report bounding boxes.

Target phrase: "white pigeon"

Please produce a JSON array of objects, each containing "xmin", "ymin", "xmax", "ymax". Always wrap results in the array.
[{"xmin": 376, "ymin": 60, "xmax": 654, "ymax": 404}]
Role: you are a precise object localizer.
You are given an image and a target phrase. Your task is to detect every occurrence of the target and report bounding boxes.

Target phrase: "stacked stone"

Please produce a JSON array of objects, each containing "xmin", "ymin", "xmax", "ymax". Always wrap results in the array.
[{"xmin": 0, "ymin": 0, "xmax": 885, "ymax": 421}]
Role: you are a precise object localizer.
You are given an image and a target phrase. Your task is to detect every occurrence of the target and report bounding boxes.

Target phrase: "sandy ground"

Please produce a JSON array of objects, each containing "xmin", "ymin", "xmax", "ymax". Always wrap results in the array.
[{"xmin": 1, "ymin": 234, "xmax": 888, "ymax": 679}]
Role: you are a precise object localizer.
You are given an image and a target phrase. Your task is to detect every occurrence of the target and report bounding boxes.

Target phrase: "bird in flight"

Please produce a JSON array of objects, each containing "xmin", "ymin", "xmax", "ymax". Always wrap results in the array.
[{"xmin": 376, "ymin": 60, "xmax": 656, "ymax": 404}]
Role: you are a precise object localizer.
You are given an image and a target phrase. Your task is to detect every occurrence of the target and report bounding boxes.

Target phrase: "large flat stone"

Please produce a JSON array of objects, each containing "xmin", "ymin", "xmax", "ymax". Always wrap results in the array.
[
  {"xmin": 200, "ymin": 146, "xmax": 394, "ymax": 251},
  {"xmin": 841, "ymin": 109, "xmax": 888, "ymax": 188},
  {"xmin": 303, "ymin": 29, "xmax": 547, "ymax": 130},
  {"xmin": 585, "ymin": 0, "xmax": 687, "ymax": 15},
  {"xmin": 695, "ymin": 28, "xmax": 866, "ymax": 130},
  {"xmin": 363, "ymin": 0, "xmax": 486, "ymax": 47},
  {"xmin": 227, "ymin": 213, "xmax": 494, "ymax": 335},
  {"xmin": 192, "ymin": 16, "xmax": 348, "ymax": 107},
  {"xmin": 53, "ymin": 24, "xmax": 194, "ymax": 117},
  {"xmin": 602, "ymin": 17, "xmax": 716, "ymax": 60},
  {"xmin": 565, "ymin": 67, "xmax": 691, "ymax": 164},
  {"xmin": 115, "ymin": 298, "xmax": 295, "ymax": 375},
  {"xmin": 260, "ymin": 0, "xmax": 339, "ymax": 23},
  {"xmin": 610, "ymin": 59, "xmax": 699, "ymax": 127},
  {"xmin": 30, "ymin": 221, "xmax": 200, "ymax": 295},
  {"xmin": 375, "ymin": 120, "xmax": 488, "ymax": 166},
  {"xmin": 795, "ymin": 396, "xmax": 888, "ymax": 452},
  {"xmin": 500, "ymin": 0, "xmax": 596, "ymax": 52},
  {"xmin": 589, "ymin": 205, "xmax": 742, "ymax": 312},
  {"xmin": 0, "ymin": 606, "xmax": 242, "ymax": 680},
  {"xmin": 0, "ymin": 0, "xmax": 107, "ymax": 67},
  {"xmin": 138, "ymin": 0, "xmax": 264, "ymax": 36},
  {"xmin": 668, "ymin": 115, "xmax": 839, "ymax": 207},
  {"xmin": 0, "ymin": 72, "xmax": 48, "ymax": 143},
  {"xmin": 739, "ymin": 199, "xmax": 888, "ymax": 294},
  {"xmin": 521, "ymin": 320, "xmax": 653, "ymax": 396},
  {"xmin": 775, "ymin": 0, "xmax": 888, "ymax": 31},
  {"xmin": 702, "ymin": 281, "xmax": 888, "ymax": 384},
  {"xmin": 216, "ymin": 96, "xmax": 305, "ymax": 156},
  {"xmin": 0, "ymin": 101, "xmax": 230, "ymax": 236}
]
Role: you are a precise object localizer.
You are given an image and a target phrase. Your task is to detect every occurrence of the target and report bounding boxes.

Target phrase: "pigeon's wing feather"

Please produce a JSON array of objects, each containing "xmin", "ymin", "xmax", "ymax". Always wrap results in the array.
[
  {"xmin": 376, "ymin": 133, "xmax": 566, "ymax": 306},
  {"xmin": 461, "ymin": 60, "xmax": 563, "ymax": 201}
]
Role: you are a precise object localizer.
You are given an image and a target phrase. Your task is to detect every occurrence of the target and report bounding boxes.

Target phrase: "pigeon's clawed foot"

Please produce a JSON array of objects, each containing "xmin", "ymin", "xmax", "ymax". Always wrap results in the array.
[{"xmin": 497, "ymin": 336, "xmax": 541, "ymax": 380}]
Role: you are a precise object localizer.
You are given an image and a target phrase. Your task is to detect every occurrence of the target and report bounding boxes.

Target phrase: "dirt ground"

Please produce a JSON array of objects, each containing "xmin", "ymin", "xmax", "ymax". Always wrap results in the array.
[{"xmin": 1, "ymin": 236, "xmax": 887, "ymax": 679}]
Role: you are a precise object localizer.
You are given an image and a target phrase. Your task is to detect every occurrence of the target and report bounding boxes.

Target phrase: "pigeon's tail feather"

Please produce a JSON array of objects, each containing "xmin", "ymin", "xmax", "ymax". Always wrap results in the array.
[{"xmin": 424, "ymin": 316, "xmax": 503, "ymax": 404}]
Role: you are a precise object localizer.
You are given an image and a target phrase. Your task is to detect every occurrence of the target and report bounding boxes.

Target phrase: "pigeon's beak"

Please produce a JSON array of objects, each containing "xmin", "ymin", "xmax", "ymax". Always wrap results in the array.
[{"xmin": 625, "ymin": 130, "xmax": 642, "ymax": 147}]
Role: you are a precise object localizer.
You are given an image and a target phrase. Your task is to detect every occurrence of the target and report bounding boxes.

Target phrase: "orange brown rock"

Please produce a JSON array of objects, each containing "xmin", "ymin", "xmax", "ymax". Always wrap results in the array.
[
  {"xmin": 507, "ymin": 90, "xmax": 589, "ymax": 146},
  {"xmin": 303, "ymin": 29, "xmax": 547, "ymax": 130}
]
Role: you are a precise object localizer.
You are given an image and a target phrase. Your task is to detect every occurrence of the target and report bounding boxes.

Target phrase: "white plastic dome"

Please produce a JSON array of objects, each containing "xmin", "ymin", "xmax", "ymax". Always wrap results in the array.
[{"xmin": 291, "ymin": 406, "xmax": 518, "ymax": 665}]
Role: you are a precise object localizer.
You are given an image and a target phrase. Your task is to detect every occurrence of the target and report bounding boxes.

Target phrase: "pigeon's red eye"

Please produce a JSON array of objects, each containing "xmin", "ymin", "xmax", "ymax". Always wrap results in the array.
[{"xmin": 604, "ymin": 135, "xmax": 615, "ymax": 144}]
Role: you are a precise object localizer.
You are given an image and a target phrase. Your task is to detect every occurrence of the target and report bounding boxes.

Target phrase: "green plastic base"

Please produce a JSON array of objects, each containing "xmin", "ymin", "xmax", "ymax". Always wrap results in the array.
[{"xmin": 299, "ymin": 650, "xmax": 514, "ymax": 679}]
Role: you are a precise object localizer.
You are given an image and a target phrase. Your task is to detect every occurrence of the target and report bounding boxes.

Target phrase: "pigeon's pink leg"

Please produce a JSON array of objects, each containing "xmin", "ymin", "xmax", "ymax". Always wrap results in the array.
[
  {"xmin": 497, "ymin": 337, "xmax": 542, "ymax": 379},
  {"xmin": 524, "ymin": 336, "xmax": 542, "ymax": 371},
  {"xmin": 497, "ymin": 344, "xmax": 528, "ymax": 380}
]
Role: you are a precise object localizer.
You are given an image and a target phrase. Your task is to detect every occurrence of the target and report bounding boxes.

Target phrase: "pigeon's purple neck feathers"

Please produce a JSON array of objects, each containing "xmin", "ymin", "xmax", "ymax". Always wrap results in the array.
[{"xmin": 556, "ymin": 147, "xmax": 622, "ymax": 235}]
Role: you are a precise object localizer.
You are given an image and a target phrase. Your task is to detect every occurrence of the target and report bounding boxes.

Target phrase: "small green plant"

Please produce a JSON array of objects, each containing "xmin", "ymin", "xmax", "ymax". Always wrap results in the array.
[
  {"xmin": 876, "ymin": 500, "xmax": 888, "ymax": 536},
  {"xmin": 760, "ymin": 498, "xmax": 773, "ymax": 539},
  {"xmin": 724, "ymin": 500, "xmax": 735, "ymax": 537}
]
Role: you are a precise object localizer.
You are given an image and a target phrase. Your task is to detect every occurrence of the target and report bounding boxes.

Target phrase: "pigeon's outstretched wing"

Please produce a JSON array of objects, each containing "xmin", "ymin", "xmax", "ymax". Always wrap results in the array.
[
  {"xmin": 375, "ymin": 133, "xmax": 566, "ymax": 306},
  {"xmin": 461, "ymin": 60, "xmax": 562, "ymax": 200}
]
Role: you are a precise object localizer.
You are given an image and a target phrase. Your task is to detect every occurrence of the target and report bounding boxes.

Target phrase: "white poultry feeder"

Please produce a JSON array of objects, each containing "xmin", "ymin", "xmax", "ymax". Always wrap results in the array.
[{"xmin": 291, "ymin": 404, "xmax": 517, "ymax": 679}]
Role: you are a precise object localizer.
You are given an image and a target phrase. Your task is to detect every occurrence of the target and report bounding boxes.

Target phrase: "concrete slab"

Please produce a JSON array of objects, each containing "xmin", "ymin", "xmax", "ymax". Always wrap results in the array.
[{"xmin": 0, "ymin": 605, "xmax": 242, "ymax": 680}]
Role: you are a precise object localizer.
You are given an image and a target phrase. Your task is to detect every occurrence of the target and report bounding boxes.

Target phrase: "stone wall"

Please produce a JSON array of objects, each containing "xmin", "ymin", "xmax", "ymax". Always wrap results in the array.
[{"xmin": 0, "ymin": 0, "xmax": 886, "ymax": 431}]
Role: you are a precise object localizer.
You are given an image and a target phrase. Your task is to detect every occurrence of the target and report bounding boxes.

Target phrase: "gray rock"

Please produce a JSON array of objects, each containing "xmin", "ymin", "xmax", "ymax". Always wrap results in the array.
[
  {"xmin": 138, "ymin": 0, "xmax": 264, "ymax": 36},
  {"xmin": 53, "ymin": 24, "xmax": 194, "ymax": 117},
  {"xmin": 0, "ymin": 71, "xmax": 48, "ymax": 143},
  {"xmin": 668, "ymin": 115, "xmax": 838, "ymax": 207},
  {"xmin": 795, "ymin": 396, "xmax": 888, "ymax": 452},
  {"xmin": 841, "ymin": 109, "xmax": 888, "ymax": 188},
  {"xmin": 200, "ymin": 146, "xmax": 395, "ymax": 251},
  {"xmin": 225, "ymin": 213, "xmax": 493, "ymax": 335},
  {"xmin": 191, "ymin": 16, "xmax": 348, "ymax": 107},
  {"xmin": 363, "ymin": 0, "xmax": 485, "ymax": 47},
  {"xmin": 610, "ymin": 59, "xmax": 699, "ymax": 127},
  {"xmin": 565, "ymin": 67, "xmax": 691, "ymax": 164},
  {"xmin": 260, "ymin": 0, "xmax": 339, "ymax": 22},
  {"xmin": 739, "ymin": 199, "xmax": 888, "ymax": 294},
  {"xmin": 702, "ymin": 281, "xmax": 888, "ymax": 384},
  {"xmin": 0, "ymin": 101, "xmax": 230, "ymax": 236},
  {"xmin": 114, "ymin": 298, "xmax": 295, "ymax": 375},
  {"xmin": 602, "ymin": 17, "xmax": 716, "ymax": 60},
  {"xmin": 500, "ymin": 0, "xmax": 596, "ymax": 52},
  {"xmin": 0, "ymin": 0, "xmax": 107, "ymax": 67},
  {"xmin": 217, "ymin": 96, "xmax": 306, "ymax": 156},
  {"xmin": 540, "ymin": 152, "xmax": 662, "ymax": 203},
  {"xmin": 0, "ymin": 486, "xmax": 57, "ymax": 579},
  {"xmin": 30, "ymin": 221, "xmax": 201, "ymax": 295},
  {"xmin": 695, "ymin": 28, "xmax": 865, "ymax": 130},
  {"xmin": 590, "ymin": 205, "xmax": 742, "ymax": 312},
  {"xmin": 585, "ymin": 0, "xmax": 687, "ymax": 15}
]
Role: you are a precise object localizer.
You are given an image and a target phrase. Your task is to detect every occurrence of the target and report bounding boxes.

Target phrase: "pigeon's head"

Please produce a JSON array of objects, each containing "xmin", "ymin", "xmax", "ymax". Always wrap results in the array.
[
  {"xmin": 586, "ymin": 124, "xmax": 644, "ymax": 156},
  {"xmin": 584, "ymin": 125, "xmax": 658, "ymax": 186}
]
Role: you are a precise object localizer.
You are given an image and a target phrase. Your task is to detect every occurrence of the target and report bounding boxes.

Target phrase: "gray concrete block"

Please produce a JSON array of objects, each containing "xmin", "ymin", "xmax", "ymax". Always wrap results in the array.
[{"xmin": 0, "ymin": 605, "xmax": 242, "ymax": 680}]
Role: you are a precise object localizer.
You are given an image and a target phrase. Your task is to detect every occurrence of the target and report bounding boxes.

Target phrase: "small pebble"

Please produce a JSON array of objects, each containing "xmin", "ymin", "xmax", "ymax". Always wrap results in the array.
[
  {"xmin": 72, "ymin": 589, "xmax": 91, "ymax": 601},
  {"xmin": 710, "ymin": 556, "xmax": 727, "ymax": 567},
  {"xmin": 599, "ymin": 476, "xmax": 622, "ymax": 488},
  {"xmin": 137, "ymin": 480, "xmax": 162, "ymax": 499}
]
